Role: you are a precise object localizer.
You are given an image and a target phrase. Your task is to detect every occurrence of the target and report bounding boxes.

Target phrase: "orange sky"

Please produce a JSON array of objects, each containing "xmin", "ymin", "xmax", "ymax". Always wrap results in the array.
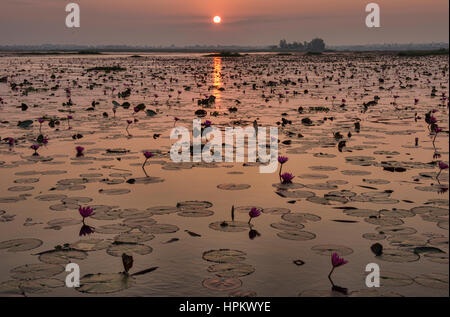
[{"xmin": 0, "ymin": 0, "xmax": 448, "ymax": 46}]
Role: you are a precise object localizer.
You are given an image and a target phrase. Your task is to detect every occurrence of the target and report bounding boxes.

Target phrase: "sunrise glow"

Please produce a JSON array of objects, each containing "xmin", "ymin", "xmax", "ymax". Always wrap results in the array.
[{"xmin": 213, "ymin": 16, "xmax": 222, "ymax": 24}]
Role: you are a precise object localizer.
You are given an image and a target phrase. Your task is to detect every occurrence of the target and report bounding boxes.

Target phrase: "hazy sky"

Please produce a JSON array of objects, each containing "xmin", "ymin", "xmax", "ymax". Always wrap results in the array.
[{"xmin": 0, "ymin": 0, "xmax": 448, "ymax": 46}]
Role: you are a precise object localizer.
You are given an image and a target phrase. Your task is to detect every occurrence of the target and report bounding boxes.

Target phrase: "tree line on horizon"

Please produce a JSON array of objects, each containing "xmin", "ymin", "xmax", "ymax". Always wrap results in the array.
[{"xmin": 275, "ymin": 38, "xmax": 326, "ymax": 52}]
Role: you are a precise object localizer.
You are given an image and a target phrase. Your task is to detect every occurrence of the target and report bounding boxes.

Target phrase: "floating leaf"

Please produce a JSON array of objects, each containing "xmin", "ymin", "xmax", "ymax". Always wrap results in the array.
[
  {"xmin": 77, "ymin": 273, "xmax": 134, "ymax": 294},
  {"xmin": 0, "ymin": 238, "xmax": 43, "ymax": 252},
  {"xmin": 202, "ymin": 249, "xmax": 247, "ymax": 263},
  {"xmin": 207, "ymin": 263, "xmax": 255, "ymax": 278}
]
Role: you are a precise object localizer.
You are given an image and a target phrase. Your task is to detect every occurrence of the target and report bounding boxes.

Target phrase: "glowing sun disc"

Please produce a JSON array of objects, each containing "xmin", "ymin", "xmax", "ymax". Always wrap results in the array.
[{"xmin": 213, "ymin": 16, "xmax": 222, "ymax": 24}]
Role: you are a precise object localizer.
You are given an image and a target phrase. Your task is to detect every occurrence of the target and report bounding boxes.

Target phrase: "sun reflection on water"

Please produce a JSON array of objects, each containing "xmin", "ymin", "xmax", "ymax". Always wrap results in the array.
[{"xmin": 212, "ymin": 57, "xmax": 222, "ymax": 109}]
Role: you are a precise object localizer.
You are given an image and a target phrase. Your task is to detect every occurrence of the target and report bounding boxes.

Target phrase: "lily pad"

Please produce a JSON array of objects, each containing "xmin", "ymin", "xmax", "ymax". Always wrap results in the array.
[
  {"xmin": 11, "ymin": 263, "xmax": 65, "ymax": 280},
  {"xmin": 202, "ymin": 249, "xmax": 247, "ymax": 263},
  {"xmin": 106, "ymin": 243, "xmax": 153, "ymax": 257},
  {"xmin": 141, "ymin": 224, "xmax": 179, "ymax": 234},
  {"xmin": 414, "ymin": 273, "xmax": 448, "ymax": 289},
  {"xmin": 217, "ymin": 183, "xmax": 251, "ymax": 190},
  {"xmin": 277, "ymin": 231, "xmax": 316, "ymax": 241},
  {"xmin": 207, "ymin": 263, "xmax": 255, "ymax": 278},
  {"xmin": 77, "ymin": 273, "xmax": 134, "ymax": 294},
  {"xmin": 378, "ymin": 249, "xmax": 420, "ymax": 263},
  {"xmin": 0, "ymin": 238, "xmax": 43, "ymax": 252},
  {"xmin": 311, "ymin": 245, "xmax": 354, "ymax": 256},
  {"xmin": 209, "ymin": 221, "xmax": 249, "ymax": 232}
]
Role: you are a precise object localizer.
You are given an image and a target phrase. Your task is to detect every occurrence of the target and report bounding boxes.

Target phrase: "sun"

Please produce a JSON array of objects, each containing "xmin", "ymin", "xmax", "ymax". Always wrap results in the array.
[{"xmin": 213, "ymin": 16, "xmax": 222, "ymax": 24}]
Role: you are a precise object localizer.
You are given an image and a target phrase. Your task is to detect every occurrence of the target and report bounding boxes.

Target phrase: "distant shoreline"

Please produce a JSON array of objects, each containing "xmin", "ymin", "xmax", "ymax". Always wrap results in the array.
[{"xmin": 0, "ymin": 49, "xmax": 448, "ymax": 57}]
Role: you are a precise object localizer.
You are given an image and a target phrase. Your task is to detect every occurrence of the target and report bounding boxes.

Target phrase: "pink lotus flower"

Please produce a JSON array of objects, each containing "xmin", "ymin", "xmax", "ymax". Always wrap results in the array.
[
  {"xmin": 142, "ymin": 152, "xmax": 153, "ymax": 177},
  {"xmin": 331, "ymin": 253, "xmax": 348, "ymax": 268},
  {"xmin": 143, "ymin": 151, "xmax": 153, "ymax": 159},
  {"xmin": 6, "ymin": 137, "xmax": 15, "ymax": 146},
  {"xmin": 76, "ymin": 146, "xmax": 84, "ymax": 156},
  {"xmin": 278, "ymin": 156, "xmax": 289, "ymax": 164},
  {"xmin": 203, "ymin": 120, "xmax": 212, "ymax": 128},
  {"xmin": 38, "ymin": 118, "xmax": 45, "ymax": 124},
  {"xmin": 280, "ymin": 172, "xmax": 295, "ymax": 184},
  {"xmin": 248, "ymin": 207, "xmax": 261, "ymax": 224},
  {"xmin": 430, "ymin": 116, "xmax": 437, "ymax": 124},
  {"xmin": 133, "ymin": 106, "xmax": 140, "ymax": 113},
  {"xmin": 126, "ymin": 120, "xmax": 133, "ymax": 136},
  {"xmin": 433, "ymin": 126, "xmax": 443, "ymax": 133},
  {"xmin": 437, "ymin": 161, "xmax": 449, "ymax": 181},
  {"xmin": 30, "ymin": 144, "xmax": 39, "ymax": 155},
  {"xmin": 79, "ymin": 206, "xmax": 94, "ymax": 220}
]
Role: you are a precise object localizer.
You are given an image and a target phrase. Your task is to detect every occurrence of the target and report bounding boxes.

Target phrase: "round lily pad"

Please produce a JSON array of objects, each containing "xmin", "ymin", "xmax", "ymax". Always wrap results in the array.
[
  {"xmin": 46, "ymin": 218, "xmax": 81, "ymax": 229},
  {"xmin": 379, "ymin": 209, "xmax": 415, "ymax": 218},
  {"xmin": 177, "ymin": 210, "xmax": 214, "ymax": 217},
  {"xmin": 176, "ymin": 201, "xmax": 213, "ymax": 210},
  {"xmin": 437, "ymin": 220, "xmax": 449, "ymax": 230},
  {"xmin": 362, "ymin": 233, "xmax": 386, "ymax": 240},
  {"xmin": 282, "ymin": 213, "xmax": 321, "ymax": 224},
  {"xmin": 35, "ymin": 194, "xmax": 67, "ymax": 201},
  {"xmin": 208, "ymin": 221, "xmax": 249, "ymax": 232},
  {"xmin": 270, "ymin": 222, "xmax": 305, "ymax": 231},
  {"xmin": 414, "ymin": 273, "xmax": 448, "ymax": 289},
  {"xmin": 132, "ymin": 177, "xmax": 165, "ymax": 184},
  {"xmin": 11, "ymin": 263, "xmax": 65, "ymax": 280},
  {"xmin": 146, "ymin": 206, "xmax": 179, "ymax": 215},
  {"xmin": 203, "ymin": 249, "xmax": 247, "ymax": 263},
  {"xmin": 208, "ymin": 263, "xmax": 255, "ymax": 278},
  {"xmin": 364, "ymin": 217, "xmax": 404, "ymax": 226},
  {"xmin": 363, "ymin": 179, "xmax": 390, "ymax": 185},
  {"xmin": 263, "ymin": 207, "xmax": 290, "ymax": 215},
  {"xmin": 376, "ymin": 226, "xmax": 417, "ymax": 236},
  {"xmin": 141, "ymin": 224, "xmax": 179, "ymax": 234},
  {"xmin": 277, "ymin": 231, "xmax": 316, "ymax": 241},
  {"xmin": 95, "ymin": 224, "xmax": 132, "ymax": 234},
  {"xmin": 0, "ymin": 278, "xmax": 64, "ymax": 295},
  {"xmin": 77, "ymin": 273, "xmax": 134, "ymax": 294},
  {"xmin": 114, "ymin": 232, "xmax": 155, "ymax": 244},
  {"xmin": 106, "ymin": 243, "xmax": 153, "ymax": 257},
  {"xmin": 0, "ymin": 238, "xmax": 43, "ymax": 252},
  {"xmin": 344, "ymin": 209, "xmax": 379, "ymax": 217},
  {"xmin": 39, "ymin": 249, "xmax": 88, "ymax": 264},
  {"xmin": 123, "ymin": 217, "xmax": 157, "ymax": 228},
  {"xmin": 378, "ymin": 249, "xmax": 420, "ymax": 263},
  {"xmin": 217, "ymin": 183, "xmax": 251, "ymax": 190},
  {"xmin": 276, "ymin": 190, "xmax": 315, "ymax": 199},
  {"xmin": 380, "ymin": 271, "xmax": 414, "ymax": 287},
  {"xmin": 70, "ymin": 239, "xmax": 111, "ymax": 251},
  {"xmin": 311, "ymin": 245, "xmax": 354, "ymax": 256},
  {"xmin": 99, "ymin": 188, "xmax": 131, "ymax": 195}
]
